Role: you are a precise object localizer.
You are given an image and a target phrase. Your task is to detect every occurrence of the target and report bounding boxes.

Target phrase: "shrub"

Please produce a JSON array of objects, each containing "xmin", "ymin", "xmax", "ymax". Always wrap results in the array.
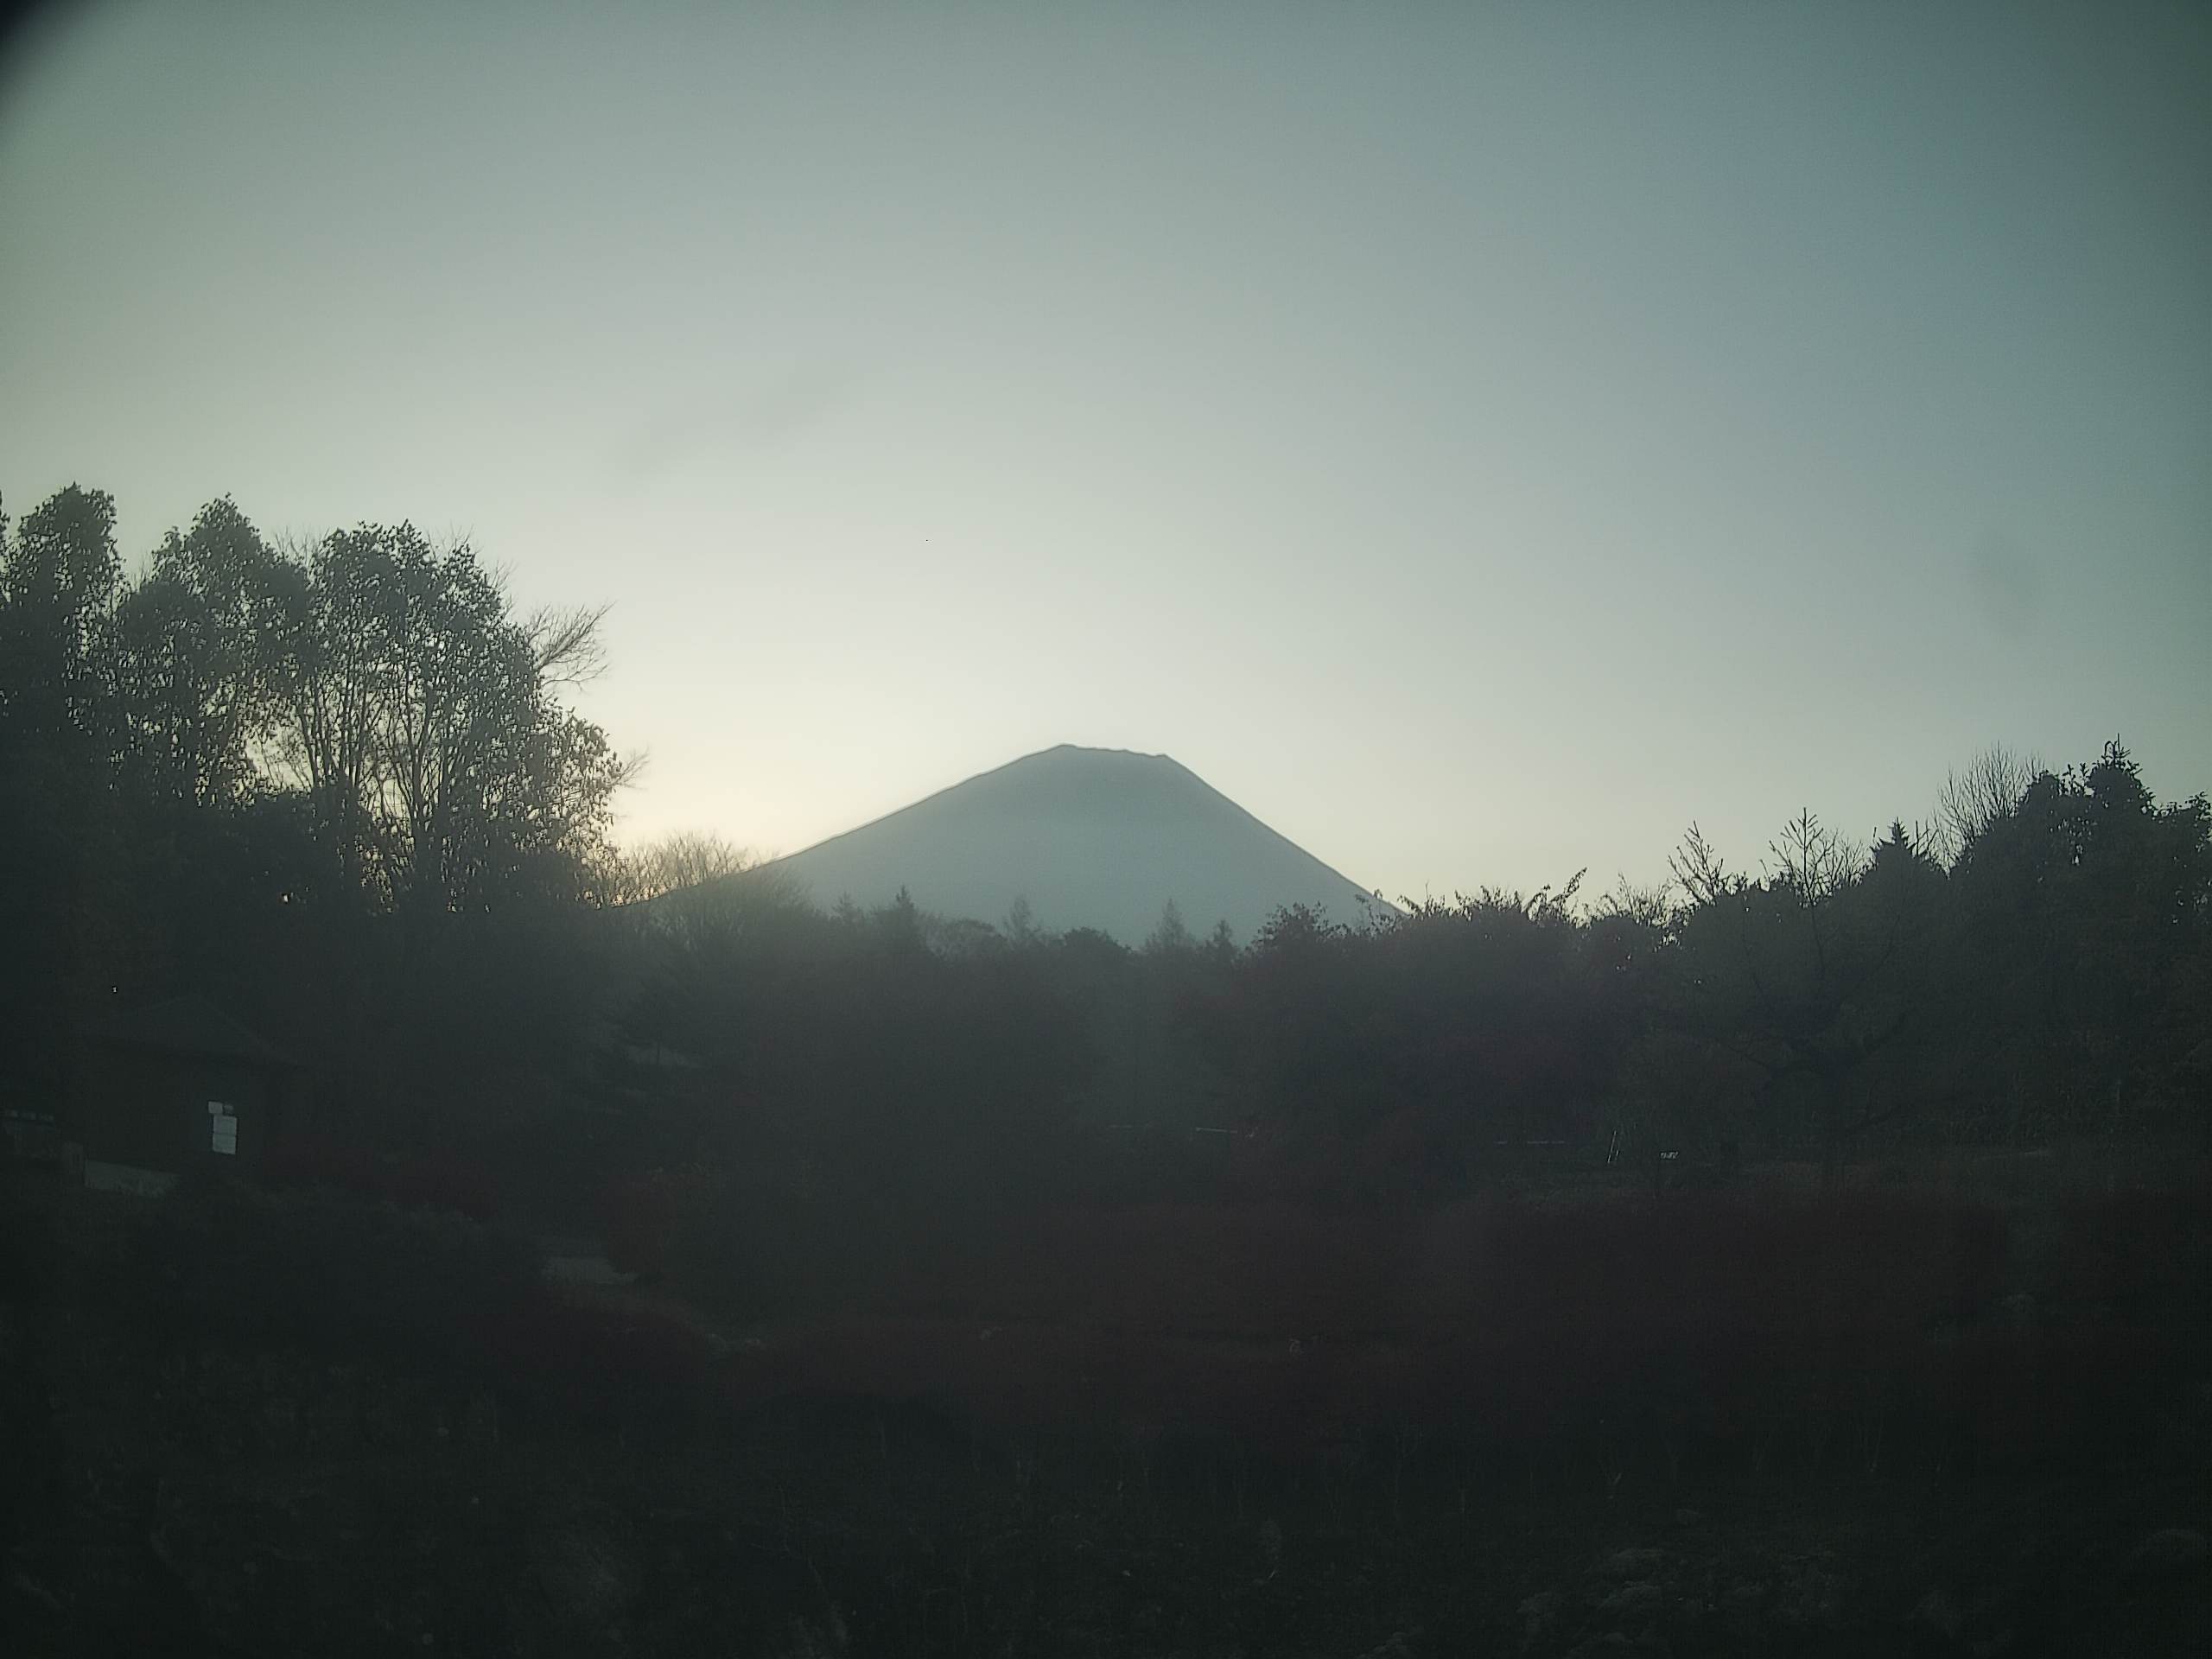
[
  {"xmin": 479, "ymin": 1293, "xmax": 715, "ymax": 1412},
  {"xmin": 599, "ymin": 1166, "xmax": 724, "ymax": 1281},
  {"xmin": 2051, "ymin": 1181, "xmax": 2212, "ymax": 1313},
  {"xmin": 667, "ymin": 1166, "xmax": 912, "ymax": 1323},
  {"xmin": 112, "ymin": 1175, "xmax": 540, "ymax": 1369},
  {"xmin": 264, "ymin": 1133, "xmax": 500, "ymax": 1220}
]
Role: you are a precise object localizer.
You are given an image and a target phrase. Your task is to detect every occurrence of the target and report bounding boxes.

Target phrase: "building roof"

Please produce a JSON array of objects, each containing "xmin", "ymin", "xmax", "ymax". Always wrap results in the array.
[{"xmin": 84, "ymin": 995, "xmax": 296, "ymax": 1066}]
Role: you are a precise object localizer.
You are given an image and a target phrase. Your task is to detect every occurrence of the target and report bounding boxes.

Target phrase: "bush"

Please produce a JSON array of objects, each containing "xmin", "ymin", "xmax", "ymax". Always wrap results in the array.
[
  {"xmin": 667, "ymin": 1166, "xmax": 928, "ymax": 1323},
  {"xmin": 599, "ymin": 1166, "xmax": 724, "ymax": 1281},
  {"xmin": 112, "ymin": 1175, "xmax": 541, "ymax": 1369},
  {"xmin": 264, "ymin": 1134, "xmax": 501, "ymax": 1219},
  {"xmin": 697, "ymin": 1189, "xmax": 2043, "ymax": 1461},
  {"xmin": 479, "ymin": 1293, "xmax": 715, "ymax": 1418},
  {"xmin": 2051, "ymin": 1181, "xmax": 2212, "ymax": 1313}
]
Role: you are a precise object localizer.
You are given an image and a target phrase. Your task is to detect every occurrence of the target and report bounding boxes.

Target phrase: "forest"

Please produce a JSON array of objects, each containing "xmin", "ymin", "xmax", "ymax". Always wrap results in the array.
[
  {"xmin": 3, "ymin": 484, "xmax": 2209, "ymax": 1655},
  {"xmin": 4, "ymin": 484, "xmax": 2205, "ymax": 1224}
]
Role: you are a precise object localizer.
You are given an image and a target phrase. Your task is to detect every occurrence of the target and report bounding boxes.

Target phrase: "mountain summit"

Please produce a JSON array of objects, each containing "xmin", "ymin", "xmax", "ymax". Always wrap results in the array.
[{"xmin": 762, "ymin": 745, "xmax": 1389, "ymax": 945}]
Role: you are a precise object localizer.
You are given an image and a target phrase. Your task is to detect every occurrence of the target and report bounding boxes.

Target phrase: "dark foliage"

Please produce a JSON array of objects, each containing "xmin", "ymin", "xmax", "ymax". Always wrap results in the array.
[
  {"xmin": 6, "ymin": 482, "xmax": 2205, "ymax": 1241},
  {"xmin": 109, "ymin": 1175, "xmax": 542, "ymax": 1370},
  {"xmin": 4, "ymin": 480, "xmax": 2209, "ymax": 1656}
]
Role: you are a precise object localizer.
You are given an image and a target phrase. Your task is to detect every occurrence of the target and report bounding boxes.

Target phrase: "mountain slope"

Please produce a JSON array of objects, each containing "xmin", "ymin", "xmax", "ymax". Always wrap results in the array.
[{"xmin": 760, "ymin": 745, "xmax": 1389, "ymax": 944}]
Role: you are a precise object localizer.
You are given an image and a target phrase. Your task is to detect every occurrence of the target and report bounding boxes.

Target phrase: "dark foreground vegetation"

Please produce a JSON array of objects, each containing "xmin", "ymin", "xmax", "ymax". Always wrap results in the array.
[
  {"xmin": 3, "ymin": 485, "xmax": 2209, "ymax": 1654},
  {"xmin": 7, "ymin": 1154, "xmax": 2208, "ymax": 1656}
]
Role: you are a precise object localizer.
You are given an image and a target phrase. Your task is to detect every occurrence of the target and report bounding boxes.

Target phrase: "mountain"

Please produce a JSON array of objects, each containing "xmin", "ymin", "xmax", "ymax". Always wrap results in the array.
[{"xmin": 759, "ymin": 745, "xmax": 1391, "ymax": 945}]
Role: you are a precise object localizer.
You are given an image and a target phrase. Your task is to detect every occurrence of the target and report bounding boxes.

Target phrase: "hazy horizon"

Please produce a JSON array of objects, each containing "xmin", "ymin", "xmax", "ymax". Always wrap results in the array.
[{"xmin": 4, "ymin": 1, "xmax": 2206, "ymax": 901}]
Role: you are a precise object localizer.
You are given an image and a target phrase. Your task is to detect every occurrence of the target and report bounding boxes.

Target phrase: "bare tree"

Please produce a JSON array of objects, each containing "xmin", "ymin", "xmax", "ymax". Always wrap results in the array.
[
  {"xmin": 1668, "ymin": 822, "xmax": 1736, "ymax": 909},
  {"xmin": 1933, "ymin": 742, "xmax": 2041, "ymax": 864},
  {"xmin": 611, "ymin": 831, "xmax": 813, "ymax": 956},
  {"xmin": 1595, "ymin": 877, "xmax": 1675, "ymax": 932},
  {"xmin": 1765, "ymin": 808, "xmax": 1862, "ymax": 904},
  {"xmin": 1003, "ymin": 893, "xmax": 1041, "ymax": 946},
  {"xmin": 620, "ymin": 830, "xmax": 763, "ymax": 901},
  {"xmin": 524, "ymin": 602, "xmax": 613, "ymax": 687}
]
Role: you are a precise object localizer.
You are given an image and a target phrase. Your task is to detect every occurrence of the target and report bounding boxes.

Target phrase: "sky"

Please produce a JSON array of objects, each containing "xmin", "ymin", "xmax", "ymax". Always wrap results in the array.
[{"xmin": 3, "ymin": 0, "xmax": 2207, "ymax": 906}]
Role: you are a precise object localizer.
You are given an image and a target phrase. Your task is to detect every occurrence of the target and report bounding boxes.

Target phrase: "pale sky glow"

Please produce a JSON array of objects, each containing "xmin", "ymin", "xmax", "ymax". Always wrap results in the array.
[{"xmin": 3, "ymin": 1, "xmax": 2207, "ymax": 905}]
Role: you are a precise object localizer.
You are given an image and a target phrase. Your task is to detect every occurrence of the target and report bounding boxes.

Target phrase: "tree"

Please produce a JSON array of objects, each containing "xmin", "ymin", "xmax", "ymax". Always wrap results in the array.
[
  {"xmin": 1003, "ymin": 893, "xmax": 1043, "ymax": 947},
  {"xmin": 1214, "ymin": 904, "xmax": 1389, "ymax": 1155},
  {"xmin": 611, "ymin": 834, "xmax": 813, "ymax": 969},
  {"xmin": 1376, "ymin": 879, "xmax": 1610, "ymax": 1178},
  {"xmin": 263, "ymin": 523, "xmax": 634, "ymax": 912},
  {"xmin": 1934, "ymin": 741, "xmax": 2040, "ymax": 867},
  {"xmin": 0, "ymin": 486, "xmax": 124, "ymax": 1091},
  {"xmin": 105, "ymin": 498, "xmax": 299, "ymax": 807},
  {"xmin": 1143, "ymin": 898, "xmax": 1192, "ymax": 955},
  {"xmin": 1948, "ymin": 741, "xmax": 2212, "ymax": 1134},
  {"xmin": 617, "ymin": 830, "xmax": 760, "ymax": 900},
  {"xmin": 1667, "ymin": 821, "xmax": 1737, "ymax": 909},
  {"xmin": 874, "ymin": 887, "xmax": 927, "ymax": 959},
  {"xmin": 0, "ymin": 483, "xmax": 120, "ymax": 752},
  {"xmin": 1659, "ymin": 811, "xmax": 1941, "ymax": 1183}
]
